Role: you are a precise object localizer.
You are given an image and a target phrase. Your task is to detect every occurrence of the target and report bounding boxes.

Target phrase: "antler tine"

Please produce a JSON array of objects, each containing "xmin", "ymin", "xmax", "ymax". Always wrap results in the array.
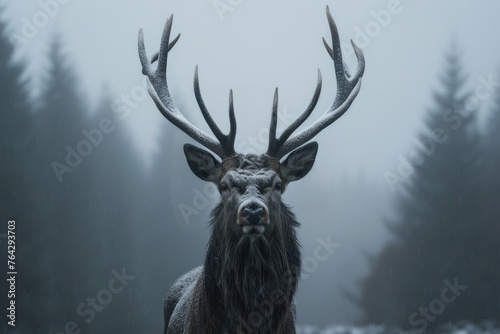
[
  {"xmin": 194, "ymin": 67, "xmax": 237, "ymax": 157},
  {"xmin": 268, "ymin": 5, "xmax": 365, "ymax": 159},
  {"xmin": 323, "ymin": 5, "xmax": 365, "ymax": 109},
  {"xmin": 149, "ymin": 33, "xmax": 180, "ymax": 65},
  {"xmin": 266, "ymin": 71, "xmax": 322, "ymax": 156},
  {"xmin": 138, "ymin": 15, "xmax": 234, "ymax": 159},
  {"xmin": 267, "ymin": 88, "xmax": 280, "ymax": 155},
  {"xmin": 227, "ymin": 89, "xmax": 237, "ymax": 151}
]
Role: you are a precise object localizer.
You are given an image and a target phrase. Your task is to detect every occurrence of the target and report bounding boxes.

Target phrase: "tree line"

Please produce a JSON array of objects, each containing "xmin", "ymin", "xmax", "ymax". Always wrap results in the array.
[
  {"xmin": 0, "ymin": 10, "xmax": 209, "ymax": 333},
  {"xmin": 357, "ymin": 46, "xmax": 500, "ymax": 331}
]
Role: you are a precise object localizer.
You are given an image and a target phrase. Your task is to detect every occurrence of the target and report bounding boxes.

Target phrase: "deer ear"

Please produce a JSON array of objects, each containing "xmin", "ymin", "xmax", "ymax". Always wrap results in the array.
[
  {"xmin": 280, "ymin": 142, "xmax": 318, "ymax": 183},
  {"xmin": 183, "ymin": 144, "xmax": 222, "ymax": 183}
]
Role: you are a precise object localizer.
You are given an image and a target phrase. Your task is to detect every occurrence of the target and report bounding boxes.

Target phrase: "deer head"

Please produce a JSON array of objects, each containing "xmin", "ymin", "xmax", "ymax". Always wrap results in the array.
[{"xmin": 138, "ymin": 6, "xmax": 364, "ymax": 234}]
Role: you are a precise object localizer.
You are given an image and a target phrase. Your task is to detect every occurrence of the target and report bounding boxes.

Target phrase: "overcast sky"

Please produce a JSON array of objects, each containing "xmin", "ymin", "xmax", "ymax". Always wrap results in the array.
[{"xmin": 4, "ymin": 0, "xmax": 500, "ymax": 193}]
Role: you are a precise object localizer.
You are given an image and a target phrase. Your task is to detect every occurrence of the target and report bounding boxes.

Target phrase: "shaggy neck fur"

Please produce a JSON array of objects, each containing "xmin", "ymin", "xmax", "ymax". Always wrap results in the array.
[{"xmin": 203, "ymin": 202, "xmax": 301, "ymax": 333}]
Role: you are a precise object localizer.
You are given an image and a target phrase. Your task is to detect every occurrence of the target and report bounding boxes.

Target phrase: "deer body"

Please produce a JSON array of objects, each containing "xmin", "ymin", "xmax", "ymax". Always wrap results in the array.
[
  {"xmin": 138, "ymin": 6, "xmax": 365, "ymax": 334},
  {"xmin": 164, "ymin": 153, "xmax": 307, "ymax": 334}
]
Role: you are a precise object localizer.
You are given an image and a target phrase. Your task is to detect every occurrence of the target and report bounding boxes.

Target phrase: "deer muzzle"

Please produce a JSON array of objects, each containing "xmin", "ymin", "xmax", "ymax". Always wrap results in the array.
[{"xmin": 237, "ymin": 200, "xmax": 269, "ymax": 234}]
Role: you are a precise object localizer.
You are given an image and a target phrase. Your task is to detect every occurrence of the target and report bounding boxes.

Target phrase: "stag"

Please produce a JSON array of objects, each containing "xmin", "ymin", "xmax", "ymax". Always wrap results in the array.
[{"xmin": 138, "ymin": 6, "xmax": 364, "ymax": 334}]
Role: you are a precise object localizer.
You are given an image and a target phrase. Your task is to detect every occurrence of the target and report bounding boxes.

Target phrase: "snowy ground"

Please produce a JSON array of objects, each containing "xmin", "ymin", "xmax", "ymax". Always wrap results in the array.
[{"xmin": 296, "ymin": 323, "xmax": 500, "ymax": 334}]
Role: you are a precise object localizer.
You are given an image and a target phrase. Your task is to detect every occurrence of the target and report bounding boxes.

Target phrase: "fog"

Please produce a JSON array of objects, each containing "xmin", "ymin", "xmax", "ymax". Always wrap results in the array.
[{"xmin": 2, "ymin": 0, "xmax": 500, "ymax": 332}]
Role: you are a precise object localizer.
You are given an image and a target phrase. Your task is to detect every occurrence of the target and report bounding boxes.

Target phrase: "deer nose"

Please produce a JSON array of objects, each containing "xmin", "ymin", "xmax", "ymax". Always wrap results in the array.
[
  {"xmin": 238, "ymin": 202, "xmax": 269, "ymax": 234},
  {"xmin": 243, "ymin": 207, "xmax": 264, "ymax": 225}
]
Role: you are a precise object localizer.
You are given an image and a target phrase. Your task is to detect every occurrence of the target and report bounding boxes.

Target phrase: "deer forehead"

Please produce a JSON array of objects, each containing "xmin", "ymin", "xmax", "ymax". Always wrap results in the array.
[
  {"xmin": 220, "ymin": 153, "xmax": 282, "ymax": 183},
  {"xmin": 222, "ymin": 154, "xmax": 280, "ymax": 177},
  {"xmin": 222, "ymin": 153, "xmax": 279, "ymax": 169},
  {"xmin": 224, "ymin": 169, "xmax": 278, "ymax": 185}
]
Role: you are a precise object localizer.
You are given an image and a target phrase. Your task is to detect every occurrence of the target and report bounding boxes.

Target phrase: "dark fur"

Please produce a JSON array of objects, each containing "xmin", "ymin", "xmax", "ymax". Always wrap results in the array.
[
  {"xmin": 163, "ymin": 155, "xmax": 303, "ymax": 334},
  {"xmin": 165, "ymin": 143, "xmax": 317, "ymax": 334},
  {"xmin": 206, "ymin": 202, "xmax": 301, "ymax": 333},
  {"xmin": 164, "ymin": 202, "xmax": 301, "ymax": 334}
]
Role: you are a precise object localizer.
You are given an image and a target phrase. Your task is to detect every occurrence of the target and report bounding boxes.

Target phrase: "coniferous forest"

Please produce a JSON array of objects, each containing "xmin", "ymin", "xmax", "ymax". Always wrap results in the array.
[
  {"xmin": 1, "ymin": 3, "xmax": 499, "ymax": 334},
  {"xmin": 357, "ymin": 47, "xmax": 500, "ymax": 332},
  {"xmin": 0, "ymin": 11, "xmax": 207, "ymax": 333}
]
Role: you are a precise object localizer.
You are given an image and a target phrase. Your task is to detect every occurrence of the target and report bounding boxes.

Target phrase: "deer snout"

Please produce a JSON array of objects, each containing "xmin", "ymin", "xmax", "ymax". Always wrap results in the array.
[
  {"xmin": 238, "ymin": 201, "xmax": 269, "ymax": 234},
  {"xmin": 243, "ymin": 207, "xmax": 264, "ymax": 225}
]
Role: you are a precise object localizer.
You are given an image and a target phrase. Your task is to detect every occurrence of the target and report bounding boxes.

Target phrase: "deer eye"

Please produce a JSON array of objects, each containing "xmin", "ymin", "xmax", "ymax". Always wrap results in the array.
[
  {"xmin": 219, "ymin": 182, "xmax": 229, "ymax": 192},
  {"xmin": 274, "ymin": 182, "xmax": 283, "ymax": 191}
]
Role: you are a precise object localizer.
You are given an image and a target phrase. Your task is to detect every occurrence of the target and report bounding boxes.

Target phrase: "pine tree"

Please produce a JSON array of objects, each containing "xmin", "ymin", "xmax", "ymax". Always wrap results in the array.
[
  {"xmin": 357, "ymin": 46, "xmax": 498, "ymax": 330},
  {"xmin": 480, "ymin": 74, "xmax": 500, "ymax": 318},
  {"xmin": 483, "ymin": 72, "xmax": 500, "ymax": 213},
  {"xmin": 0, "ymin": 7, "xmax": 40, "ymax": 332},
  {"xmin": 18, "ymin": 35, "xmax": 97, "ymax": 333},
  {"xmin": 84, "ymin": 92, "xmax": 150, "ymax": 333},
  {"xmin": 0, "ymin": 8, "xmax": 32, "ymax": 220}
]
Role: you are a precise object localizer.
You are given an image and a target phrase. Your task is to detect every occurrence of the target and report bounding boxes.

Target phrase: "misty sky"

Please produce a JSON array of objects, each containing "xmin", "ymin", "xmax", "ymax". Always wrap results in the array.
[{"xmin": 4, "ymin": 0, "xmax": 500, "ymax": 195}]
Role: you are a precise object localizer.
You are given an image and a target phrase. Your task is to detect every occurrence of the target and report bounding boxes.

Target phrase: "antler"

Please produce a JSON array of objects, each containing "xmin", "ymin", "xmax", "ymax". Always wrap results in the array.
[
  {"xmin": 267, "ymin": 5, "xmax": 365, "ymax": 160},
  {"xmin": 138, "ymin": 15, "xmax": 237, "ymax": 159}
]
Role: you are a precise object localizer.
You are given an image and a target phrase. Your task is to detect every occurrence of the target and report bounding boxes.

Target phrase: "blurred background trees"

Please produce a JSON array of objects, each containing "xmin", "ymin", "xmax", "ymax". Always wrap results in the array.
[
  {"xmin": 357, "ymin": 47, "xmax": 500, "ymax": 330},
  {"xmin": 0, "ymin": 4, "xmax": 210, "ymax": 331}
]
